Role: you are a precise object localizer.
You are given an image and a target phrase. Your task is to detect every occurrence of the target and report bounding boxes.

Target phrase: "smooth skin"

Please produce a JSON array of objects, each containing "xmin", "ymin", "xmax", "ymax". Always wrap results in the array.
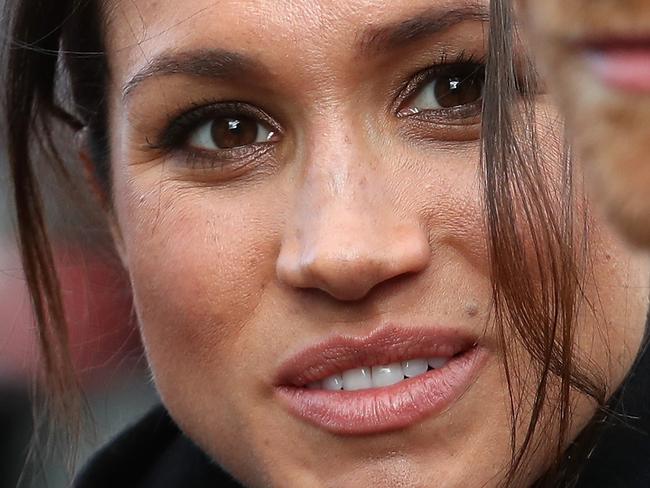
[{"xmin": 98, "ymin": 1, "xmax": 649, "ymax": 486}]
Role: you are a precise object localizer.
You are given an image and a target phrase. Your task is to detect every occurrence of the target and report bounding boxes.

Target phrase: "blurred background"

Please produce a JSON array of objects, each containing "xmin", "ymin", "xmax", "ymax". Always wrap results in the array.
[{"xmin": 0, "ymin": 71, "xmax": 159, "ymax": 488}]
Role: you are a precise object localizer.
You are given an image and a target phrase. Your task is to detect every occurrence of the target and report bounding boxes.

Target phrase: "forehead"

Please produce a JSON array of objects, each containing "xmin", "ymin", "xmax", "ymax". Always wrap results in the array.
[{"xmin": 104, "ymin": 0, "xmax": 487, "ymax": 88}]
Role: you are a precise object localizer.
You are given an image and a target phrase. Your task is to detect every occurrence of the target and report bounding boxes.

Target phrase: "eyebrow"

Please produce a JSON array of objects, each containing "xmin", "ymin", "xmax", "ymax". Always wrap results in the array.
[
  {"xmin": 357, "ymin": 4, "xmax": 489, "ymax": 55},
  {"xmin": 122, "ymin": 49, "xmax": 266, "ymax": 100},
  {"xmin": 122, "ymin": 4, "xmax": 489, "ymax": 100}
]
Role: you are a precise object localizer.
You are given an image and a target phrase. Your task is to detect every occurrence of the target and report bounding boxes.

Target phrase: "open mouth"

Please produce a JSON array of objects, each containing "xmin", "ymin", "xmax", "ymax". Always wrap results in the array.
[
  {"xmin": 304, "ymin": 356, "xmax": 454, "ymax": 391},
  {"xmin": 274, "ymin": 325, "xmax": 488, "ymax": 435},
  {"xmin": 578, "ymin": 38, "xmax": 650, "ymax": 93}
]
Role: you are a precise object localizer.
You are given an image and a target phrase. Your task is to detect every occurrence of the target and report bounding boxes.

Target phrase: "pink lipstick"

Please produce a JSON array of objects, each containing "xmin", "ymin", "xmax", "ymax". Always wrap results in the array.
[
  {"xmin": 274, "ymin": 325, "xmax": 488, "ymax": 435},
  {"xmin": 583, "ymin": 40, "xmax": 650, "ymax": 93}
]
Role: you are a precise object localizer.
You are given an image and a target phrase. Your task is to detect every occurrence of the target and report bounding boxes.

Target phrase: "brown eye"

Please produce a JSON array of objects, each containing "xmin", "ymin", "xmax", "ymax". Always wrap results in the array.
[
  {"xmin": 406, "ymin": 66, "xmax": 485, "ymax": 112},
  {"xmin": 433, "ymin": 73, "xmax": 483, "ymax": 108},
  {"xmin": 211, "ymin": 117, "xmax": 258, "ymax": 148},
  {"xmin": 189, "ymin": 116, "xmax": 274, "ymax": 150}
]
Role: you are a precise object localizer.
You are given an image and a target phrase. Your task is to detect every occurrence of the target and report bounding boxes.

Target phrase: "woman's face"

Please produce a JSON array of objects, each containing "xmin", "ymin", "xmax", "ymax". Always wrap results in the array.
[
  {"xmin": 103, "ymin": 1, "xmax": 649, "ymax": 486},
  {"xmin": 517, "ymin": 0, "xmax": 650, "ymax": 247}
]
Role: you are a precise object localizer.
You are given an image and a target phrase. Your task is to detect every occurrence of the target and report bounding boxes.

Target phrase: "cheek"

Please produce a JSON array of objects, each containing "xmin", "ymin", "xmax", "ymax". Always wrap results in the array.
[
  {"xmin": 578, "ymin": 227, "xmax": 650, "ymax": 380},
  {"xmin": 115, "ymin": 181, "xmax": 281, "ymax": 396}
]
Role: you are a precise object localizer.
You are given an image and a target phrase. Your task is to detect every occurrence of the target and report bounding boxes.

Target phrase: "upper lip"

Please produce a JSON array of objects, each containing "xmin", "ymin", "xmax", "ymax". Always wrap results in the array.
[{"xmin": 274, "ymin": 324, "xmax": 479, "ymax": 387}]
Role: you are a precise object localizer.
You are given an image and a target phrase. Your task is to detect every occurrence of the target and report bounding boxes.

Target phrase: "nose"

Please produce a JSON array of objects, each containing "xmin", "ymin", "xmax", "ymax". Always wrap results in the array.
[{"xmin": 276, "ymin": 151, "xmax": 430, "ymax": 302}]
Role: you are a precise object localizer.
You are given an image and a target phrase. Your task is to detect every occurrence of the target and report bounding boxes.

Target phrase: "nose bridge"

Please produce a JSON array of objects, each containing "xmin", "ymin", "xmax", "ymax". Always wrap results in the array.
[
  {"xmin": 309, "ymin": 128, "xmax": 379, "ymax": 218},
  {"xmin": 299, "ymin": 120, "xmax": 396, "ymax": 247},
  {"xmin": 295, "ymin": 115, "xmax": 388, "ymax": 234},
  {"xmin": 276, "ymin": 125, "xmax": 430, "ymax": 301}
]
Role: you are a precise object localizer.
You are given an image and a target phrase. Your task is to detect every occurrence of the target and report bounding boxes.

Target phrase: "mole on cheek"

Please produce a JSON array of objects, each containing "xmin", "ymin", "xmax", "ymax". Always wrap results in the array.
[{"xmin": 465, "ymin": 302, "xmax": 479, "ymax": 318}]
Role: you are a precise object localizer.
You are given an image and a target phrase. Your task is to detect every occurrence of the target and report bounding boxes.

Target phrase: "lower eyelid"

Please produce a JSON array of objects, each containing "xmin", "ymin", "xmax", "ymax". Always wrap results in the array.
[
  {"xmin": 180, "ymin": 141, "xmax": 275, "ymax": 167},
  {"xmin": 168, "ymin": 145, "xmax": 282, "ymax": 184},
  {"xmin": 398, "ymin": 102, "xmax": 482, "ymax": 121}
]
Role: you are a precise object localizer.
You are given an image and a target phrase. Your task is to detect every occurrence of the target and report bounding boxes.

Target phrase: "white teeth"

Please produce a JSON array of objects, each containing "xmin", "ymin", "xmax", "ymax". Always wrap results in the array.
[
  {"xmin": 401, "ymin": 358, "xmax": 429, "ymax": 378},
  {"xmin": 342, "ymin": 367, "xmax": 373, "ymax": 391},
  {"xmin": 308, "ymin": 356, "xmax": 452, "ymax": 391},
  {"xmin": 428, "ymin": 357, "xmax": 448, "ymax": 369},
  {"xmin": 371, "ymin": 363, "xmax": 404, "ymax": 388},
  {"xmin": 322, "ymin": 374, "xmax": 344, "ymax": 391}
]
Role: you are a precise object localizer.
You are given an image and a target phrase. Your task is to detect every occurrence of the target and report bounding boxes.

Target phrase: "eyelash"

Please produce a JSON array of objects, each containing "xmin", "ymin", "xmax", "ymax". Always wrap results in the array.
[
  {"xmin": 151, "ymin": 101, "xmax": 279, "ymax": 152},
  {"xmin": 151, "ymin": 51, "xmax": 488, "ymax": 167},
  {"xmin": 395, "ymin": 51, "xmax": 485, "ymax": 115}
]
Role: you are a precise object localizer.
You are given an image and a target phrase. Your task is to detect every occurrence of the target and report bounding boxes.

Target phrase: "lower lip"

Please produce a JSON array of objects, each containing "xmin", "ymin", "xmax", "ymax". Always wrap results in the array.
[
  {"xmin": 585, "ymin": 47, "xmax": 650, "ymax": 93},
  {"xmin": 276, "ymin": 346, "xmax": 489, "ymax": 435}
]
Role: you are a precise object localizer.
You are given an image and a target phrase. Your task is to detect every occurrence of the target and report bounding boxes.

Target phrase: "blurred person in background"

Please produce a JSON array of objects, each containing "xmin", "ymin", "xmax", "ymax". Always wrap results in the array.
[
  {"xmin": 516, "ymin": 0, "xmax": 650, "ymax": 248},
  {"xmin": 2, "ymin": 1, "xmax": 650, "ymax": 487}
]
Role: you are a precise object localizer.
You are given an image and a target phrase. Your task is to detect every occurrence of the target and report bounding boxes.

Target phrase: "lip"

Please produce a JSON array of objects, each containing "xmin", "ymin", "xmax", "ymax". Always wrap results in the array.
[
  {"xmin": 274, "ymin": 325, "xmax": 489, "ymax": 435},
  {"xmin": 575, "ymin": 38, "xmax": 650, "ymax": 93}
]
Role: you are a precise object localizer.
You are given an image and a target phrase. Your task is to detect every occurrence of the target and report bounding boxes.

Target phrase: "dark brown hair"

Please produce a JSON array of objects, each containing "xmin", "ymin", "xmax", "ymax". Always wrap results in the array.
[
  {"xmin": 483, "ymin": 2, "xmax": 606, "ymax": 483},
  {"xmin": 1, "ymin": 0, "xmax": 610, "ymax": 486}
]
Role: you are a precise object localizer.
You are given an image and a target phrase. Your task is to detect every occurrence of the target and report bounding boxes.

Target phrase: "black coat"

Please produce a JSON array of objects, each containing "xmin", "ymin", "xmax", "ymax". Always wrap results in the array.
[{"xmin": 74, "ymin": 344, "xmax": 650, "ymax": 488}]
